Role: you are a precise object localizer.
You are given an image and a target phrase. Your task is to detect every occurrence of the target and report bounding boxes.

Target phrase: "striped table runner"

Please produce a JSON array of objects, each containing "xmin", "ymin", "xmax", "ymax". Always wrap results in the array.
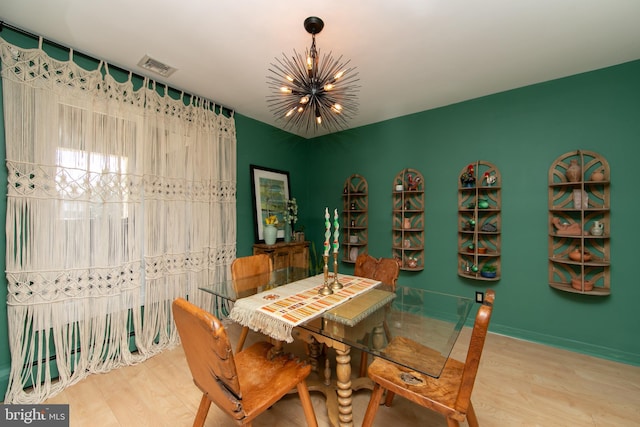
[{"xmin": 229, "ymin": 274, "xmax": 380, "ymax": 343}]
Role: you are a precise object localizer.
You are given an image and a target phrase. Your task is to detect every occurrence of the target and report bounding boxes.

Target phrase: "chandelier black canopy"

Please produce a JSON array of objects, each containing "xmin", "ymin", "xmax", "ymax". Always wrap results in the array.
[{"xmin": 267, "ymin": 17, "xmax": 360, "ymax": 134}]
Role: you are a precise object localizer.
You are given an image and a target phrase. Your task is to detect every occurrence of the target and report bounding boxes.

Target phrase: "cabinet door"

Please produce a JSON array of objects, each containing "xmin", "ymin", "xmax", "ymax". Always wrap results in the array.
[
  {"xmin": 289, "ymin": 244, "xmax": 309, "ymax": 269},
  {"xmin": 271, "ymin": 248, "xmax": 290, "ymax": 270}
]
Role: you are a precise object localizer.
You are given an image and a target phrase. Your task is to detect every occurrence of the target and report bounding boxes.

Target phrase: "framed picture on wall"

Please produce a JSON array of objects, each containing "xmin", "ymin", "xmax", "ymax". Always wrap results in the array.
[{"xmin": 250, "ymin": 165, "xmax": 291, "ymax": 243}]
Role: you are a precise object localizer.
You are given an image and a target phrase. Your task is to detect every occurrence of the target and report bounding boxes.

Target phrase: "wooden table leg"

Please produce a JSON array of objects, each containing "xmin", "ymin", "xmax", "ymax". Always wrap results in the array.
[
  {"xmin": 268, "ymin": 340, "xmax": 284, "ymax": 360},
  {"xmin": 307, "ymin": 336, "xmax": 321, "ymax": 373},
  {"xmin": 335, "ymin": 346, "xmax": 353, "ymax": 427},
  {"xmin": 293, "ymin": 327, "xmax": 353, "ymax": 427}
]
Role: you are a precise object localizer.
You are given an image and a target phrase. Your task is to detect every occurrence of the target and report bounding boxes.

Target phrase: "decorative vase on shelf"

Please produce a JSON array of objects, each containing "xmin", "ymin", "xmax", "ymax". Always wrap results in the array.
[
  {"xmin": 565, "ymin": 159, "xmax": 582, "ymax": 182},
  {"xmin": 264, "ymin": 225, "xmax": 277, "ymax": 245},
  {"xmin": 590, "ymin": 221, "xmax": 604, "ymax": 236},
  {"xmin": 590, "ymin": 168, "xmax": 605, "ymax": 182},
  {"xmin": 284, "ymin": 223, "xmax": 292, "ymax": 243}
]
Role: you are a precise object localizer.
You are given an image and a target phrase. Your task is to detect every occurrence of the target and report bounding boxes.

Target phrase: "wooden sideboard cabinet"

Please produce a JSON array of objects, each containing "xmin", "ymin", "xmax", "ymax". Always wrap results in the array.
[{"xmin": 253, "ymin": 241, "xmax": 310, "ymax": 270}]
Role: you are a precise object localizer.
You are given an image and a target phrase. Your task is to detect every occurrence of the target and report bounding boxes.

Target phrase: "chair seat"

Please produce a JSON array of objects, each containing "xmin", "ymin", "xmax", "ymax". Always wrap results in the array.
[
  {"xmin": 234, "ymin": 341, "xmax": 312, "ymax": 419},
  {"xmin": 380, "ymin": 336, "xmax": 448, "ymax": 377},
  {"xmin": 369, "ymin": 353, "xmax": 467, "ymax": 421},
  {"xmin": 172, "ymin": 297, "xmax": 317, "ymax": 427}
]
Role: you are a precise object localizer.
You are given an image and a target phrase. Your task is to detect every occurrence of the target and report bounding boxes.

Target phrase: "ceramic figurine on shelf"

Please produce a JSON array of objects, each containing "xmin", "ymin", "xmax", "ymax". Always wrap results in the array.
[
  {"xmin": 552, "ymin": 217, "xmax": 582, "ymax": 235},
  {"xmin": 477, "ymin": 199, "xmax": 490, "ymax": 209},
  {"xmin": 406, "ymin": 173, "xmax": 421, "ymax": 191},
  {"xmin": 483, "ymin": 172, "xmax": 497, "ymax": 186},
  {"xmin": 460, "ymin": 164, "xmax": 476, "ymax": 187},
  {"xmin": 590, "ymin": 220, "xmax": 605, "ymax": 236},
  {"xmin": 481, "ymin": 222, "xmax": 497, "ymax": 232}
]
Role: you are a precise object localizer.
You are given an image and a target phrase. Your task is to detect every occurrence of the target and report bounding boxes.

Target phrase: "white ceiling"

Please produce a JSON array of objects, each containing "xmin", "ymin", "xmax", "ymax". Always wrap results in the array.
[{"xmin": 2, "ymin": 1, "xmax": 640, "ymax": 139}]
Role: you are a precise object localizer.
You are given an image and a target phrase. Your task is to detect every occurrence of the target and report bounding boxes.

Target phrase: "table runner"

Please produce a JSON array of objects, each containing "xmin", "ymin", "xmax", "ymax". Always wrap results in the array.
[{"xmin": 229, "ymin": 274, "xmax": 380, "ymax": 343}]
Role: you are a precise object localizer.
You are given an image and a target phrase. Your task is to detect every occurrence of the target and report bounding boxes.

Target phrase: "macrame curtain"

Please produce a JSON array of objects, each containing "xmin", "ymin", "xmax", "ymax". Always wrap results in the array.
[{"xmin": 0, "ymin": 37, "xmax": 237, "ymax": 403}]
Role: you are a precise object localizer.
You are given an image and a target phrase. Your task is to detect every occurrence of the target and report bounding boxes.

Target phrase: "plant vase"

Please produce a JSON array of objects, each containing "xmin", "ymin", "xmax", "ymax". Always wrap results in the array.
[
  {"xmin": 284, "ymin": 222, "xmax": 292, "ymax": 243},
  {"xmin": 264, "ymin": 225, "xmax": 277, "ymax": 245},
  {"xmin": 480, "ymin": 270, "xmax": 497, "ymax": 278}
]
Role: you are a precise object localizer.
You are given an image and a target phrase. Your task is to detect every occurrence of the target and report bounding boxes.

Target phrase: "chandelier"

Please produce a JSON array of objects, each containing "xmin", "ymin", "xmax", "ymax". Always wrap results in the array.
[{"xmin": 267, "ymin": 17, "xmax": 360, "ymax": 134}]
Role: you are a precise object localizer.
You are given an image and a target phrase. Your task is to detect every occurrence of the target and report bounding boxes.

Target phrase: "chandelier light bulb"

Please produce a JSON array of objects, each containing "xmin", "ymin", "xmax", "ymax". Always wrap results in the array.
[{"xmin": 266, "ymin": 16, "xmax": 360, "ymax": 134}]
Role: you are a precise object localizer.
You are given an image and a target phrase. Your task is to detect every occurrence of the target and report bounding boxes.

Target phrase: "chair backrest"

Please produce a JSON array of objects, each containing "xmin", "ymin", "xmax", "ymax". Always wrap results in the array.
[
  {"xmin": 354, "ymin": 253, "xmax": 377, "ymax": 278},
  {"xmin": 355, "ymin": 253, "xmax": 400, "ymax": 291},
  {"xmin": 172, "ymin": 298, "xmax": 246, "ymax": 420},
  {"xmin": 231, "ymin": 254, "xmax": 273, "ymax": 294},
  {"xmin": 454, "ymin": 289, "xmax": 495, "ymax": 411}
]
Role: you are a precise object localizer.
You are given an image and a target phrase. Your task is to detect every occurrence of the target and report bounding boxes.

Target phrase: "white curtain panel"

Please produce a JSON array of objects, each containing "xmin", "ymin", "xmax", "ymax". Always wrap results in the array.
[{"xmin": 0, "ymin": 37, "xmax": 237, "ymax": 403}]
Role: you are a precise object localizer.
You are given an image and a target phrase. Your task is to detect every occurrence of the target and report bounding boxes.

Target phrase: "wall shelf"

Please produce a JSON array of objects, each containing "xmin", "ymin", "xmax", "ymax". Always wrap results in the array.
[
  {"xmin": 392, "ymin": 168, "xmax": 424, "ymax": 271},
  {"xmin": 342, "ymin": 174, "xmax": 368, "ymax": 263},
  {"xmin": 457, "ymin": 161, "xmax": 502, "ymax": 281},
  {"xmin": 548, "ymin": 150, "xmax": 610, "ymax": 295}
]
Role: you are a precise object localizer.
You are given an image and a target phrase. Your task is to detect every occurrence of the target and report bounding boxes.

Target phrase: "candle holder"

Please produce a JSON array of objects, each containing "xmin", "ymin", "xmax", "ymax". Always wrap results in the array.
[
  {"xmin": 319, "ymin": 254, "xmax": 333, "ymax": 295},
  {"xmin": 331, "ymin": 252, "xmax": 342, "ymax": 290}
]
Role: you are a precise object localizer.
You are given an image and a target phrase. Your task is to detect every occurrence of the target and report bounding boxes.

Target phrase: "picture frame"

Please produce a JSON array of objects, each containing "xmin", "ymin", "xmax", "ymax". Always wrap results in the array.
[{"xmin": 250, "ymin": 165, "xmax": 291, "ymax": 243}]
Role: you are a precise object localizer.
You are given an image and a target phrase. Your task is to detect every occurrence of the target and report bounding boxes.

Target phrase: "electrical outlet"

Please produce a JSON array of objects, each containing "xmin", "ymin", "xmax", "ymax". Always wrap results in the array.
[{"xmin": 475, "ymin": 291, "xmax": 484, "ymax": 303}]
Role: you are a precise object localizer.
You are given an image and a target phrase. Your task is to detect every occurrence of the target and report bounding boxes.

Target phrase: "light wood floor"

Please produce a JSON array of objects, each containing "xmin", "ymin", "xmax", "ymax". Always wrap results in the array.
[{"xmin": 43, "ymin": 322, "xmax": 640, "ymax": 426}]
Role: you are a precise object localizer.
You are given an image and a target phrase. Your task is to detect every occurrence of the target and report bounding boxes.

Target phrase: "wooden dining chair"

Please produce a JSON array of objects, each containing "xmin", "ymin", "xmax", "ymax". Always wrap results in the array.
[
  {"xmin": 362, "ymin": 289, "xmax": 496, "ymax": 427},
  {"xmin": 231, "ymin": 254, "xmax": 272, "ymax": 353},
  {"xmin": 354, "ymin": 253, "xmax": 400, "ymax": 376},
  {"xmin": 172, "ymin": 298, "xmax": 318, "ymax": 427},
  {"xmin": 354, "ymin": 253, "xmax": 400, "ymax": 292}
]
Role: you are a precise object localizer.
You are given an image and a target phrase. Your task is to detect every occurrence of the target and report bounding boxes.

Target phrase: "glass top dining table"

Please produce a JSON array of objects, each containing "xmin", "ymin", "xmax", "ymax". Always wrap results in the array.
[{"xmin": 199, "ymin": 267, "xmax": 474, "ymax": 379}]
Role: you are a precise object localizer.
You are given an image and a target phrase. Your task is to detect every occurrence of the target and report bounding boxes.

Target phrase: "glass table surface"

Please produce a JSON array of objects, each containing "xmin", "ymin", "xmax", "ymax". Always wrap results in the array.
[{"xmin": 199, "ymin": 267, "xmax": 474, "ymax": 378}]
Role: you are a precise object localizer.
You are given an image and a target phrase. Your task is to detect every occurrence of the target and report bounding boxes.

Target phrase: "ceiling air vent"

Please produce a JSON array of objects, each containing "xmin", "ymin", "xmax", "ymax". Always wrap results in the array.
[{"xmin": 137, "ymin": 55, "xmax": 177, "ymax": 78}]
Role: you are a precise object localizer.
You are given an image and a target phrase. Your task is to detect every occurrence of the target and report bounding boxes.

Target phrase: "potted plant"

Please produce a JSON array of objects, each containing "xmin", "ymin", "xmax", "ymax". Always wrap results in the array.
[{"xmin": 480, "ymin": 264, "xmax": 497, "ymax": 278}]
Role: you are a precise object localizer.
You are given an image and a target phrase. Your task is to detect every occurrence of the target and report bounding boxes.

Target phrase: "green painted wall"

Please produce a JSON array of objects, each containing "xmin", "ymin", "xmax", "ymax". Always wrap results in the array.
[
  {"xmin": 234, "ymin": 115, "xmax": 309, "ymax": 255},
  {"xmin": 1, "ymin": 27, "xmax": 638, "ymax": 398},
  {"xmin": 283, "ymin": 60, "xmax": 640, "ymax": 365}
]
